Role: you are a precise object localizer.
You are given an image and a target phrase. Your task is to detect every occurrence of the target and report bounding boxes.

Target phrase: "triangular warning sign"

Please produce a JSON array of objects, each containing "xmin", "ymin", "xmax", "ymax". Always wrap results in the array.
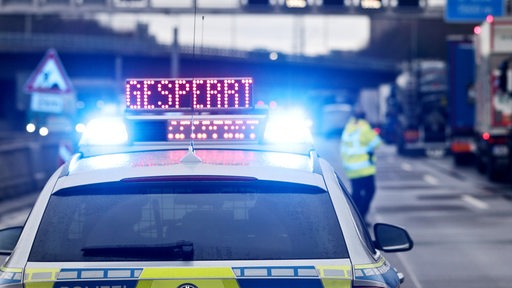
[{"xmin": 24, "ymin": 48, "xmax": 74, "ymax": 94}]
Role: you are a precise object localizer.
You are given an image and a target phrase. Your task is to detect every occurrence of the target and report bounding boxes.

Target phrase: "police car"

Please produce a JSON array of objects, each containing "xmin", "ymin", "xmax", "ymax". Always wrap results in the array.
[{"xmin": 0, "ymin": 77, "xmax": 413, "ymax": 288}]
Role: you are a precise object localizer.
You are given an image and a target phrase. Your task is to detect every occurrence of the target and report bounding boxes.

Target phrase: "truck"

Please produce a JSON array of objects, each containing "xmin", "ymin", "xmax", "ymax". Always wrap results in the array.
[
  {"xmin": 446, "ymin": 36, "xmax": 476, "ymax": 165},
  {"xmin": 359, "ymin": 86, "xmax": 389, "ymax": 130},
  {"xmin": 387, "ymin": 60, "xmax": 449, "ymax": 156},
  {"xmin": 473, "ymin": 17, "xmax": 512, "ymax": 181}
]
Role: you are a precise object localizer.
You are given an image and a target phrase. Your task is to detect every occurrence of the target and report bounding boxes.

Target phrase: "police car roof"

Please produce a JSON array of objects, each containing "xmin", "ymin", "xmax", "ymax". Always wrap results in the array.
[
  {"xmin": 55, "ymin": 147, "xmax": 325, "ymax": 193},
  {"xmin": 64, "ymin": 76, "xmax": 321, "ymax": 191}
]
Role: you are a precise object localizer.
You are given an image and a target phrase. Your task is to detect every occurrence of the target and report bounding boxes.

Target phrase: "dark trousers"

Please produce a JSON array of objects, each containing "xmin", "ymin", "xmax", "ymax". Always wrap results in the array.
[{"xmin": 350, "ymin": 174, "xmax": 376, "ymax": 220}]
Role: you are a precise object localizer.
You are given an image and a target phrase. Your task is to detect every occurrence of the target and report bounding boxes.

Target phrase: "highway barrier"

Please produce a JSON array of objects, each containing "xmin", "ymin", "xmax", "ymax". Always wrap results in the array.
[{"xmin": 0, "ymin": 138, "xmax": 63, "ymax": 201}]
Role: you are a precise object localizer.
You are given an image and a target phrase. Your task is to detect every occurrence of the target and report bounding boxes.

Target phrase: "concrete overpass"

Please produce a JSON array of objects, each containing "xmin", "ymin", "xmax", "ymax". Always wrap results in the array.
[{"xmin": 0, "ymin": 30, "xmax": 400, "ymax": 129}]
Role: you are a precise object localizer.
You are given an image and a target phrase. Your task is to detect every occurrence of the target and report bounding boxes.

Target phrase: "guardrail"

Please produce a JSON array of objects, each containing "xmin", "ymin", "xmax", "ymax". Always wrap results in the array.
[{"xmin": 0, "ymin": 138, "xmax": 62, "ymax": 201}]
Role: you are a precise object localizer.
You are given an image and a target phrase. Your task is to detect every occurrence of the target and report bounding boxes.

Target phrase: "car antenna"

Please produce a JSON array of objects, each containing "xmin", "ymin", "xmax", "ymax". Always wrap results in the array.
[{"xmin": 181, "ymin": 2, "xmax": 202, "ymax": 164}]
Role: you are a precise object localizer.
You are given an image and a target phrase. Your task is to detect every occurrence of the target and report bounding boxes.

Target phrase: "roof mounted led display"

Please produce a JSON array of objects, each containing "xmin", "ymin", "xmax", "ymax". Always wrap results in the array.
[{"xmin": 125, "ymin": 78, "xmax": 253, "ymax": 111}]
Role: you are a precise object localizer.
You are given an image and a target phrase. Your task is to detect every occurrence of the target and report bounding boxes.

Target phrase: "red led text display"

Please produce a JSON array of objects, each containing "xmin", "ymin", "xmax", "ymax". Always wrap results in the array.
[
  {"xmin": 126, "ymin": 78, "xmax": 253, "ymax": 110},
  {"xmin": 167, "ymin": 118, "xmax": 262, "ymax": 142}
]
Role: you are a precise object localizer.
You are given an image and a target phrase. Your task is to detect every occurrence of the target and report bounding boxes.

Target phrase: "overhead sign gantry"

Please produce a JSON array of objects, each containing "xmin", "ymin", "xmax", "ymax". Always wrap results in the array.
[{"xmin": 0, "ymin": 0, "xmax": 443, "ymax": 18}]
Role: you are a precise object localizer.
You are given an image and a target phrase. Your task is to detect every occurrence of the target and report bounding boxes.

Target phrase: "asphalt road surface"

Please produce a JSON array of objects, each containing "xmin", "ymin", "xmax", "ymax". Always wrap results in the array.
[{"xmin": 315, "ymin": 137, "xmax": 512, "ymax": 288}]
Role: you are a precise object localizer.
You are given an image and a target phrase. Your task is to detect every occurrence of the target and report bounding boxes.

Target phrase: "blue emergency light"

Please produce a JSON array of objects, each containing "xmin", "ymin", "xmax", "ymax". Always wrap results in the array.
[{"xmin": 81, "ymin": 77, "xmax": 263, "ymax": 146}]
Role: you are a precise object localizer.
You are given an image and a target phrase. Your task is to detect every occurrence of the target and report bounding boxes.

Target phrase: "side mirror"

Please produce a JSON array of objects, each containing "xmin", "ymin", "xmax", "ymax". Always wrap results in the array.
[
  {"xmin": 373, "ymin": 223, "xmax": 413, "ymax": 252},
  {"xmin": 0, "ymin": 226, "xmax": 23, "ymax": 255}
]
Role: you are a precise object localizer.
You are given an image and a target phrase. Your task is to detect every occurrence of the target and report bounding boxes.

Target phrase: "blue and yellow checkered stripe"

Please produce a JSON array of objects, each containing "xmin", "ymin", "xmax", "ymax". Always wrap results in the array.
[
  {"xmin": 0, "ymin": 267, "xmax": 23, "ymax": 285},
  {"xmin": 354, "ymin": 257, "xmax": 400, "ymax": 287},
  {"xmin": 16, "ymin": 266, "xmax": 353, "ymax": 288},
  {"xmin": 3, "ymin": 262, "xmax": 396, "ymax": 288}
]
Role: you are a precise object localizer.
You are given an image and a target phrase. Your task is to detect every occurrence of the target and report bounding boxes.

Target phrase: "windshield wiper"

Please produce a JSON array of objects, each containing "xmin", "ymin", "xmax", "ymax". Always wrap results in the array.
[{"xmin": 81, "ymin": 240, "xmax": 194, "ymax": 260}]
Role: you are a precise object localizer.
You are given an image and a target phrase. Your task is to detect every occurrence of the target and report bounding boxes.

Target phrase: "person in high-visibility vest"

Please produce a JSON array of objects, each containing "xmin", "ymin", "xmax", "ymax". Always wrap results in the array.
[{"xmin": 340, "ymin": 109, "xmax": 382, "ymax": 222}]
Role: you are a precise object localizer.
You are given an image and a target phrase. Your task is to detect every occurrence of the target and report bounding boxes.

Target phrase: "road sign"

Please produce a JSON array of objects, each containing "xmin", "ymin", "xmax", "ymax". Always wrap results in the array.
[
  {"xmin": 24, "ymin": 48, "xmax": 74, "ymax": 94},
  {"xmin": 30, "ymin": 92, "xmax": 64, "ymax": 114},
  {"xmin": 445, "ymin": 0, "xmax": 505, "ymax": 23}
]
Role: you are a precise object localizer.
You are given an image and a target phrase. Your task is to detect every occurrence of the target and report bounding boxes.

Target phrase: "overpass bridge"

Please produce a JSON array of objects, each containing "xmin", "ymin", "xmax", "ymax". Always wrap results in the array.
[{"xmin": 0, "ymin": 25, "xmax": 402, "ymax": 131}]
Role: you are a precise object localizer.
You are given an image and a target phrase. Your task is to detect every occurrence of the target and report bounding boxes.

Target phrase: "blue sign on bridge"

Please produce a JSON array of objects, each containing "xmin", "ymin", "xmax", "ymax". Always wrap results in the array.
[{"xmin": 445, "ymin": 0, "xmax": 505, "ymax": 23}]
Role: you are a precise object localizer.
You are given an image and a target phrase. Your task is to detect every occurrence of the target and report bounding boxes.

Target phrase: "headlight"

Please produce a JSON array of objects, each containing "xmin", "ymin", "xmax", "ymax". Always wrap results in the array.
[{"xmin": 26, "ymin": 123, "xmax": 36, "ymax": 133}]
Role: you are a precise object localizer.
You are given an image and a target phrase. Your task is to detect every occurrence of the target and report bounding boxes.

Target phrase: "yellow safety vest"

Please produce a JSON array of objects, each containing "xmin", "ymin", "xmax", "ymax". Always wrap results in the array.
[{"xmin": 340, "ymin": 117, "xmax": 381, "ymax": 179}]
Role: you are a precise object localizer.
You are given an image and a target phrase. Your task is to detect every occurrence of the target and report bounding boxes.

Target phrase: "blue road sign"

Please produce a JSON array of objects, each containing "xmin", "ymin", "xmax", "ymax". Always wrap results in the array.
[{"xmin": 445, "ymin": 0, "xmax": 505, "ymax": 23}]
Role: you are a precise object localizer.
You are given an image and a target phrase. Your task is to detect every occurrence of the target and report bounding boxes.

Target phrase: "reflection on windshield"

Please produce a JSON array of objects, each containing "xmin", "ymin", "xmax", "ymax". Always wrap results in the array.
[{"xmin": 29, "ymin": 180, "xmax": 348, "ymax": 261}]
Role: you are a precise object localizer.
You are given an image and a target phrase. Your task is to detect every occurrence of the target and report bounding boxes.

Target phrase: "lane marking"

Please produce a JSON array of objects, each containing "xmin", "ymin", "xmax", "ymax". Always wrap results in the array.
[
  {"xmin": 461, "ymin": 195, "xmax": 489, "ymax": 210},
  {"xmin": 374, "ymin": 215, "xmax": 423, "ymax": 288},
  {"xmin": 396, "ymin": 251, "xmax": 424, "ymax": 288},
  {"xmin": 423, "ymin": 174, "xmax": 438, "ymax": 185},
  {"xmin": 401, "ymin": 162, "xmax": 412, "ymax": 171}
]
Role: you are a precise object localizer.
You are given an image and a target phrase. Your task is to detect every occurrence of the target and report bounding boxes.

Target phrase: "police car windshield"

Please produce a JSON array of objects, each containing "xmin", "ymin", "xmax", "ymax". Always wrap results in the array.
[{"xmin": 29, "ymin": 180, "xmax": 348, "ymax": 261}]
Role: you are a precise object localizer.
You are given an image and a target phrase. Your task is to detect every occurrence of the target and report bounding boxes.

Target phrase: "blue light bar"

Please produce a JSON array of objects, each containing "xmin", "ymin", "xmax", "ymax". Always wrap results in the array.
[{"xmin": 79, "ymin": 117, "xmax": 128, "ymax": 146}]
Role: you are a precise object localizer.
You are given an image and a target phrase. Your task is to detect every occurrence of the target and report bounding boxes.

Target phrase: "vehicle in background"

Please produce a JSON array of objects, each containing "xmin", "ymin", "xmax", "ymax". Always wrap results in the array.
[
  {"xmin": 381, "ymin": 85, "xmax": 400, "ymax": 144},
  {"xmin": 473, "ymin": 17, "xmax": 512, "ymax": 181},
  {"xmin": 307, "ymin": 90, "xmax": 355, "ymax": 138},
  {"xmin": 359, "ymin": 88, "xmax": 381, "ymax": 132},
  {"xmin": 388, "ymin": 60, "xmax": 449, "ymax": 156},
  {"xmin": 446, "ymin": 36, "xmax": 476, "ymax": 165},
  {"xmin": 357, "ymin": 84, "xmax": 393, "ymax": 140},
  {"xmin": 320, "ymin": 103, "xmax": 352, "ymax": 137}
]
